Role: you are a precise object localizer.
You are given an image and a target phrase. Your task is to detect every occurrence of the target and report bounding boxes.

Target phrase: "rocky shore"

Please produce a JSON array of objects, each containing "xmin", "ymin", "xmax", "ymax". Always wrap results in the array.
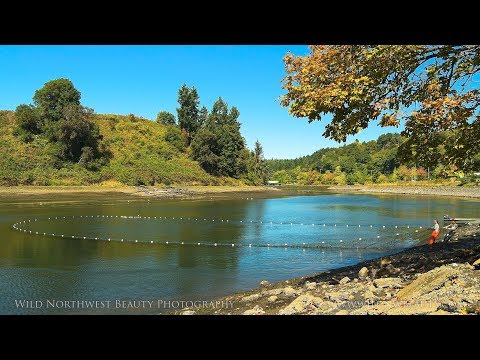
[
  {"xmin": 179, "ymin": 224, "xmax": 480, "ymax": 315},
  {"xmin": 328, "ymin": 185, "xmax": 480, "ymax": 199}
]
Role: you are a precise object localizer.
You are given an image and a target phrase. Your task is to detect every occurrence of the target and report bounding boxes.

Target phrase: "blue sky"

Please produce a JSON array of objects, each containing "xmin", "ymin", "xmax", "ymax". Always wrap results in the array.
[{"xmin": 0, "ymin": 45, "xmax": 401, "ymax": 159}]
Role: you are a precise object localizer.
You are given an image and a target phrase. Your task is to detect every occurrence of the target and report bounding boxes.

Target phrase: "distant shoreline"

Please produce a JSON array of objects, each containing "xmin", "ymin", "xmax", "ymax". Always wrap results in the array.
[
  {"xmin": 328, "ymin": 185, "xmax": 480, "ymax": 199},
  {"xmin": 1, "ymin": 184, "xmax": 479, "ymax": 200},
  {"xmin": 0, "ymin": 185, "xmax": 278, "ymax": 199}
]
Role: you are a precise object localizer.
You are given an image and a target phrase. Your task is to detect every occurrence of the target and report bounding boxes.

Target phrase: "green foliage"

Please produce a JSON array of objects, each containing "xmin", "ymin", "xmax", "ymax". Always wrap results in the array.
[
  {"xmin": 267, "ymin": 132, "xmax": 472, "ymax": 185},
  {"xmin": 164, "ymin": 126, "xmax": 184, "ymax": 152},
  {"xmin": 55, "ymin": 105, "xmax": 101, "ymax": 164},
  {"xmin": 0, "ymin": 111, "xmax": 217, "ymax": 186},
  {"xmin": 156, "ymin": 111, "xmax": 176, "ymax": 125},
  {"xmin": 191, "ymin": 98, "xmax": 246, "ymax": 178},
  {"xmin": 33, "ymin": 78, "xmax": 81, "ymax": 124},
  {"xmin": 2, "ymin": 79, "xmax": 264, "ymax": 186},
  {"xmin": 245, "ymin": 140, "xmax": 270, "ymax": 185},
  {"xmin": 14, "ymin": 104, "xmax": 41, "ymax": 141},
  {"xmin": 198, "ymin": 106, "xmax": 208, "ymax": 128},
  {"xmin": 13, "ymin": 78, "xmax": 102, "ymax": 167},
  {"xmin": 177, "ymin": 84, "xmax": 201, "ymax": 145}
]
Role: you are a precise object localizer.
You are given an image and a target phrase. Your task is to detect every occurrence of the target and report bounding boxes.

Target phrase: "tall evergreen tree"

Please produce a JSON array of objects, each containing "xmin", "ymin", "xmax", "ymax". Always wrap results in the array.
[
  {"xmin": 191, "ymin": 98, "xmax": 246, "ymax": 177},
  {"xmin": 176, "ymin": 84, "xmax": 200, "ymax": 145},
  {"xmin": 198, "ymin": 106, "xmax": 208, "ymax": 128},
  {"xmin": 252, "ymin": 140, "xmax": 270, "ymax": 184}
]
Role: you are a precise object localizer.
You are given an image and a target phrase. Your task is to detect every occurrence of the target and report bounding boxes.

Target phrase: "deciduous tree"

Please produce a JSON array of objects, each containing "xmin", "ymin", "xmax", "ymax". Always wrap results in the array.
[{"xmin": 281, "ymin": 45, "xmax": 480, "ymax": 171}]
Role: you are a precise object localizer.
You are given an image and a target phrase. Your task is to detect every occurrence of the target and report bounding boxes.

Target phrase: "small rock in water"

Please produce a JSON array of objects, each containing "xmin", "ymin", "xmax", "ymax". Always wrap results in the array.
[
  {"xmin": 339, "ymin": 276, "xmax": 351, "ymax": 285},
  {"xmin": 358, "ymin": 267, "xmax": 369, "ymax": 281},
  {"xmin": 243, "ymin": 305, "xmax": 265, "ymax": 315},
  {"xmin": 260, "ymin": 280, "xmax": 270, "ymax": 287}
]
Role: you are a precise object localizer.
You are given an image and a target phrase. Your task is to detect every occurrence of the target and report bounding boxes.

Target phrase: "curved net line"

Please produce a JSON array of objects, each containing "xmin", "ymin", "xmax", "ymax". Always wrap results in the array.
[{"xmin": 11, "ymin": 215, "xmax": 427, "ymax": 251}]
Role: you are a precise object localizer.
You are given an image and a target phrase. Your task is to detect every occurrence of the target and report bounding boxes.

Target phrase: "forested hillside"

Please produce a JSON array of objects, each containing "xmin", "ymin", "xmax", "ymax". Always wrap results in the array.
[{"xmin": 267, "ymin": 133, "xmax": 480, "ymax": 185}]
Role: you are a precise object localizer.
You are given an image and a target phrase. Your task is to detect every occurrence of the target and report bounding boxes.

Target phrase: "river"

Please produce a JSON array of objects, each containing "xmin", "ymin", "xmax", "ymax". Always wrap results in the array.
[{"xmin": 1, "ymin": 188, "xmax": 478, "ymax": 314}]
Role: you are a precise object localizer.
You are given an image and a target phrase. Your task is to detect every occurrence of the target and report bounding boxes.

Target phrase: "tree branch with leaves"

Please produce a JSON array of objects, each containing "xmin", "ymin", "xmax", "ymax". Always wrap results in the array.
[{"xmin": 281, "ymin": 45, "xmax": 480, "ymax": 171}]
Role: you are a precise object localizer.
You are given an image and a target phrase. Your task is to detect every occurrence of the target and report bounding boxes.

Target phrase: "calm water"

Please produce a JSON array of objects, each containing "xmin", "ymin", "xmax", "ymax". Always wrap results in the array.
[{"xmin": 1, "ymin": 189, "xmax": 478, "ymax": 314}]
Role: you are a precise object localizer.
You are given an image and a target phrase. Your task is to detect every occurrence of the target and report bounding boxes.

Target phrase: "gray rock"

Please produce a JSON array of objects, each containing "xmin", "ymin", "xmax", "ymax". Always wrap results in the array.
[
  {"xmin": 259, "ymin": 280, "xmax": 270, "ymax": 287},
  {"xmin": 373, "ymin": 288, "xmax": 386, "ymax": 297},
  {"xmin": 305, "ymin": 281, "xmax": 317, "ymax": 290},
  {"xmin": 358, "ymin": 267, "xmax": 369, "ymax": 281},
  {"xmin": 380, "ymin": 257, "xmax": 392, "ymax": 267},
  {"xmin": 385, "ymin": 302, "xmax": 440, "ymax": 315},
  {"xmin": 339, "ymin": 276, "xmax": 351, "ymax": 284},
  {"xmin": 398, "ymin": 266, "xmax": 459, "ymax": 300},
  {"xmin": 278, "ymin": 294, "xmax": 323, "ymax": 315},
  {"xmin": 265, "ymin": 288, "xmax": 283, "ymax": 296},
  {"xmin": 267, "ymin": 295, "xmax": 278, "ymax": 303},
  {"xmin": 374, "ymin": 277, "xmax": 402, "ymax": 289},
  {"xmin": 243, "ymin": 305, "xmax": 265, "ymax": 315},
  {"xmin": 241, "ymin": 293, "xmax": 261, "ymax": 302},
  {"xmin": 181, "ymin": 310, "xmax": 196, "ymax": 315},
  {"xmin": 282, "ymin": 286, "xmax": 301, "ymax": 298},
  {"xmin": 327, "ymin": 291, "xmax": 350, "ymax": 302},
  {"xmin": 473, "ymin": 258, "xmax": 480, "ymax": 269}
]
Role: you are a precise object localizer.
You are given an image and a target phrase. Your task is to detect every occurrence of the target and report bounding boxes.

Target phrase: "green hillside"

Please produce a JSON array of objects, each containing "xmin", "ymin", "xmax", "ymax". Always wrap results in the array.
[
  {"xmin": 0, "ymin": 110, "xmax": 223, "ymax": 186},
  {"xmin": 266, "ymin": 134, "xmax": 480, "ymax": 185}
]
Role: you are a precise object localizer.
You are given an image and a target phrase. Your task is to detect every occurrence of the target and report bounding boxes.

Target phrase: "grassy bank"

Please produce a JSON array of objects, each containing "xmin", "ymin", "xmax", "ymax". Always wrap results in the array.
[{"xmin": 0, "ymin": 111, "xmax": 231, "ymax": 186}]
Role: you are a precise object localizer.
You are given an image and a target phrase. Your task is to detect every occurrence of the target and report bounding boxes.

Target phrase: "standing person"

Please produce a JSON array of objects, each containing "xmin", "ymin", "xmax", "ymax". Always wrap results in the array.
[
  {"xmin": 429, "ymin": 219, "xmax": 440, "ymax": 245},
  {"xmin": 443, "ymin": 219, "xmax": 458, "ymax": 242}
]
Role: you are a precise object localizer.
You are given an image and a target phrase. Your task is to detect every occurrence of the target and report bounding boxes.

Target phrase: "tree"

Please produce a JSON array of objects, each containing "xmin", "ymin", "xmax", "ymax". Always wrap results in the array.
[
  {"xmin": 250, "ymin": 140, "xmax": 270, "ymax": 185},
  {"xmin": 13, "ymin": 104, "xmax": 41, "ymax": 141},
  {"xmin": 164, "ymin": 126, "xmax": 184, "ymax": 151},
  {"xmin": 33, "ymin": 78, "xmax": 81, "ymax": 124},
  {"xmin": 14, "ymin": 78, "xmax": 101, "ymax": 165},
  {"xmin": 377, "ymin": 133, "xmax": 402, "ymax": 150},
  {"xmin": 156, "ymin": 111, "xmax": 176, "ymax": 125},
  {"xmin": 281, "ymin": 45, "xmax": 480, "ymax": 171},
  {"xmin": 198, "ymin": 106, "xmax": 208, "ymax": 128},
  {"xmin": 177, "ymin": 84, "xmax": 200, "ymax": 145},
  {"xmin": 397, "ymin": 165, "xmax": 411, "ymax": 181},
  {"xmin": 191, "ymin": 98, "xmax": 246, "ymax": 177},
  {"xmin": 55, "ymin": 104, "xmax": 101, "ymax": 163}
]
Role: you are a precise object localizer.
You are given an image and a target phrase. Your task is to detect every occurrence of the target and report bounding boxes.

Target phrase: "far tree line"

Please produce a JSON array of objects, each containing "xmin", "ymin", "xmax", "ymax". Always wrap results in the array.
[{"xmin": 268, "ymin": 133, "xmax": 480, "ymax": 185}]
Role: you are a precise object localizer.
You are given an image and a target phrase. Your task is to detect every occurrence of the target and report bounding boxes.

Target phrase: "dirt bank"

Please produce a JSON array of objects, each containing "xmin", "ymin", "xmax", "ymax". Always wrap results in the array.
[
  {"xmin": 328, "ymin": 185, "xmax": 480, "ymax": 199},
  {"xmin": 0, "ymin": 185, "xmax": 277, "ymax": 199}
]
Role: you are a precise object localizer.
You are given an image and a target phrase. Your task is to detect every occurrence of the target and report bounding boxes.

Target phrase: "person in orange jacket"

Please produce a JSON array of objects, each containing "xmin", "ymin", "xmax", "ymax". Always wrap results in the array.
[{"xmin": 429, "ymin": 219, "xmax": 440, "ymax": 245}]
